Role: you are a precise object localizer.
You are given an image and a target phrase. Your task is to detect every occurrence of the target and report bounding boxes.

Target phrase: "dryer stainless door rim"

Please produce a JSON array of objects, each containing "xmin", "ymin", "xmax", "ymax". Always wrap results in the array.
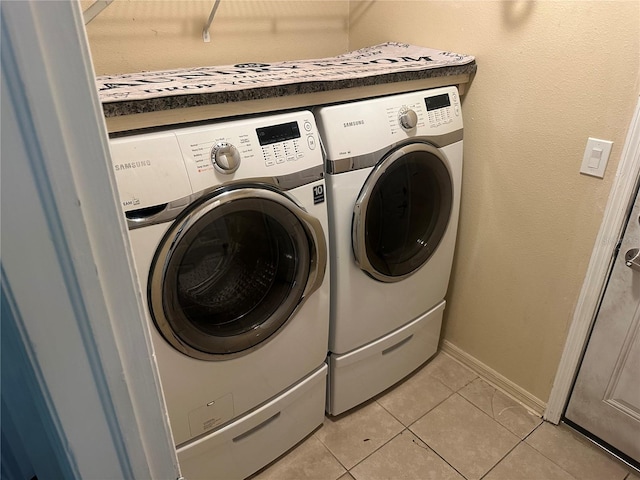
[
  {"xmin": 148, "ymin": 185, "xmax": 327, "ymax": 361},
  {"xmin": 352, "ymin": 141, "xmax": 453, "ymax": 282}
]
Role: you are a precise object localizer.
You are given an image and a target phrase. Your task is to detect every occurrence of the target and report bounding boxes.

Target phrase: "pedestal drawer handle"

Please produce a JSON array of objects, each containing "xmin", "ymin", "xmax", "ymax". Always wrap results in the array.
[
  {"xmin": 382, "ymin": 334, "xmax": 414, "ymax": 356},
  {"xmin": 232, "ymin": 412, "xmax": 281, "ymax": 443}
]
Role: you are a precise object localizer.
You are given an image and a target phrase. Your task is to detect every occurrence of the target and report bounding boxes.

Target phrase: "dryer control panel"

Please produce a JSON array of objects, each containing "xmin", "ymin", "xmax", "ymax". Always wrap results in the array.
[
  {"xmin": 315, "ymin": 86, "xmax": 463, "ymax": 160},
  {"xmin": 424, "ymin": 89, "xmax": 461, "ymax": 127}
]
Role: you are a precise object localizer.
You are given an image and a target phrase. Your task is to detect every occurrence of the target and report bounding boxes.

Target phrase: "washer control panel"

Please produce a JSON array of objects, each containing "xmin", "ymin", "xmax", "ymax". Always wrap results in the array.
[
  {"xmin": 109, "ymin": 111, "xmax": 321, "ymax": 211},
  {"xmin": 175, "ymin": 110, "xmax": 321, "ymax": 193}
]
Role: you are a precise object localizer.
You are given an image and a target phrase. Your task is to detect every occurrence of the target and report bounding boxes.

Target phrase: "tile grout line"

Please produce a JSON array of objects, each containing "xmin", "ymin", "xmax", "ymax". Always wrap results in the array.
[
  {"xmin": 477, "ymin": 438, "xmax": 524, "ymax": 480},
  {"xmin": 457, "ymin": 380, "xmax": 543, "ymax": 440},
  {"xmin": 313, "ymin": 406, "xmax": 408, "ymax": 479},
  {"xmin": 345, "ymin": 428, "xmax": 406, "ymax": 477},
  {"xmin": 311, "ymin": 425, "xmax": 351, "ymax": 478},
  {"xmin": 349, "ymin": 354, "xmax": 539, "ymax": 480},
  {"xmin": 343, "ymin": 355, "xmax": 475, "ymax": 476},
  {"xmin": 409, "ymin": 392, "xmax": 522, "ymax": 480},
  {"xmin": 370, "ymin": 378, "xmax": 466, "ymax": 477},
  {"xmin": 374, "ymin": 386, "xmax": 456, "ymax": 430},
  {"xmin": 378, "ymin": 355, "xmax": 486, "ymax": 479},
  {"xmin": 519, "ymin": 423, "xmax": 594, "ymax": 480},
  {"xmin": 454, "ymin": 392, "xmax": 522, "ymax": 440},
  {"xmin": 530, "ymin": 423, "xmax": 597, "ymax": 480},
  {"xmin": 405, "ymin": 422, "xmax": 471, "ymax": 480},
  {"xmin": 439, "ymin": 346, "xmax": 546, "ymax": 418}
]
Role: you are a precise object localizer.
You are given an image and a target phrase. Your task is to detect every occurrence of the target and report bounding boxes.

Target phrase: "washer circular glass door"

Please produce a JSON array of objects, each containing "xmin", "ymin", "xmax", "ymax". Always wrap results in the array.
[
  {"xmin": 148, "ymin": 186, "xmax": 326, "ymax": 360},
  {"xmin": 352, "ymin": 142, "xmax": 453, "ymax": 282}
]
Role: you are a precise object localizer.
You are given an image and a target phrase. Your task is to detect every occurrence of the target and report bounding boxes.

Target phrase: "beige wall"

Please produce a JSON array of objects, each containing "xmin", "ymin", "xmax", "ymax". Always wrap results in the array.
[
  {"xmin": 350, "ymin": 1, "xmax": 640, "ymax": 402},
  {"xmin": 83, "ymin": 1, "xmax": 640, "ymax": 404},
  {"xmin": 82, "ymin": 1, "xmax": 350, "ymax": 75}
]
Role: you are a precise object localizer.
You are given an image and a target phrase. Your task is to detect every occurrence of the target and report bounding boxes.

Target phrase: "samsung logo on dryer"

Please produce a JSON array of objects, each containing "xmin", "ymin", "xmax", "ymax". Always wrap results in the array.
[
  {"xmin": 343, "ymin": 120, "xmax": 365, "ymax": 128},
  {"xmin": 114, "ymin": 160, "xmax": 152, "ymax": 171}
]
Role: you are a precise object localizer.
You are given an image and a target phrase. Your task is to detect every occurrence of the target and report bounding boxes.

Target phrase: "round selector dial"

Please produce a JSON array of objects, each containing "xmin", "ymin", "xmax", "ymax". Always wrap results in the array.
[
  {"xmin": 211, "ymin": 142, "xmax": 241, "ymax": 174},
  {"xmin": 398, "ymin": 107, "xmax": 418, "ymax": 130}
]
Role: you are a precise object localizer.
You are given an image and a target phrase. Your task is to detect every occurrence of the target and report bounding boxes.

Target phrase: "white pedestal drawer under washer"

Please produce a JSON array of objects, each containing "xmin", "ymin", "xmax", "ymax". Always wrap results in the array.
[
  {"xmin": 314, "ymin": 86, "xmax": 463, "ymax": 415},
  {"xmin": 109, "ymin": 111, "xmax": 329, "ymax": 480}
]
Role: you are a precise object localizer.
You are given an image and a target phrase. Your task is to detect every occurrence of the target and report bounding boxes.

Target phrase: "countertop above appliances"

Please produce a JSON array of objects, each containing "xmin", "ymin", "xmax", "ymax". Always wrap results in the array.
[{"xmin": 97, "ymin": 43, "xmax": 476, "ymax": 133}]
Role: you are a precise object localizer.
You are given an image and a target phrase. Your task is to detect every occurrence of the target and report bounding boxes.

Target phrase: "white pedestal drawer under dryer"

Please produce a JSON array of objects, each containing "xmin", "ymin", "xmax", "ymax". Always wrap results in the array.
[
  {"xmin": 109, "ymin": 110, "xmax": 329, "ymax": 479},
  {"xmin": 314, "ymin": 86, "xmax": 463, "ymax": 415}
]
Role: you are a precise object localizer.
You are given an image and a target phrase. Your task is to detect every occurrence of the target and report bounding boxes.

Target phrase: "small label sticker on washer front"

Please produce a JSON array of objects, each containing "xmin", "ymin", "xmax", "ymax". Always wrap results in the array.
[
  {"xmin": 188, "ymin": 392, "xmax": 234, "ymax": 437},
  {"xmin": 313, "ymin": 185, "xmax": 325, "ymax": 205}
]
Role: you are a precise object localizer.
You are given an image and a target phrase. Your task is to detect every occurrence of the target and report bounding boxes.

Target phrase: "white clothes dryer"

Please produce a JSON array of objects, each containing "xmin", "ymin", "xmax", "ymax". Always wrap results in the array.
[
  {"xmin": 314, "ymin": 86, "xmax": 463, "ymax": 415},
  {"xmin": 109, "ymin": 111, "xmax": 329, "ymax": 479}
]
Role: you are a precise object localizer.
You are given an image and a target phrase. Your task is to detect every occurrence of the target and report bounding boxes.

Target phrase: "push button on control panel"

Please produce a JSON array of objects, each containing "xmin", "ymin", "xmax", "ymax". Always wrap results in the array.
[
  {"xmin": 262, "ymin": 138, "xmax": 306, "ymax": 166},
  {"xmin": 307, "ymin": 135, "xmax": 317, "ymax": 150},
  {"xmin": 451, "ymin": 91, "xmax": 460, "ymax": 116}
]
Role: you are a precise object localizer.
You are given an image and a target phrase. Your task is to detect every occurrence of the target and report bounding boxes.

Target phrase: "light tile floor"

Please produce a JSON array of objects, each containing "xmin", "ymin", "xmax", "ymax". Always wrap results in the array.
[{"xmin": 251, "ymin": 351, "xmax": 639, "ymax": 480}]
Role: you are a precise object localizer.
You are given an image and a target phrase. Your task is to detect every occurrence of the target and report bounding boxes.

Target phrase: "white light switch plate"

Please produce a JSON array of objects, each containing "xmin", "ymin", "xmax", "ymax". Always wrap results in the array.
[{"xmin": 580, "ymin": 137, "xmax": 613, "ymax": 178}]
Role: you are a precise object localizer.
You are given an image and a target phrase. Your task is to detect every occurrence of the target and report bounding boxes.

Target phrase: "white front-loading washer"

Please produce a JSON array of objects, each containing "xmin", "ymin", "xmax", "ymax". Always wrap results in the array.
[
  {"xmin": 109, "ymin": 111, "xmax": 329, "ymax": 479},
  {"xmin": 314, "ymin": 86, "xmax": 463, "ymax": 415}
]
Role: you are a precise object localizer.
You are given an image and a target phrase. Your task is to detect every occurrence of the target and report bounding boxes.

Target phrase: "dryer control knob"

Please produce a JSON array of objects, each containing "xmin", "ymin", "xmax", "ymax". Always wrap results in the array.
[
  {"xmin": 211, "ymin": 142, "xmax": 241, "ymax": 174},
  {"xmin": 398, "ymin": 108, "xmax": 418, "ymax": 130}
]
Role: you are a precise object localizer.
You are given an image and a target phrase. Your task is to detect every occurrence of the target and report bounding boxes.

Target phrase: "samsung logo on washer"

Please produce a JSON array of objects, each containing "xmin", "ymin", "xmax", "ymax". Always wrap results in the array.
[
  {"xmin": 114, "ymin": 160, "xmax": 152, "ymax": 171},
  {"xmin": 343, "ymin": 120, "xmax": 365, "ymax": 128}
]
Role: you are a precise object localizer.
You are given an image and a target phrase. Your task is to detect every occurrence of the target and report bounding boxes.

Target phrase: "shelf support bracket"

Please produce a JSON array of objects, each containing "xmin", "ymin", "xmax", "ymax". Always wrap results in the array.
[
  {"xmin": 202, "ymin": 0, "xmax": 222, "ymax": 43},
  {"xmin": 83, "ymin": 0, "xmax": 114, "ymax": 25}
]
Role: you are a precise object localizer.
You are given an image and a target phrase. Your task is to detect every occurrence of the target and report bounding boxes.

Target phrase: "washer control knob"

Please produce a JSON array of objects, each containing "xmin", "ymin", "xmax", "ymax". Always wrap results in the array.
[
  {"xmin": 211, "ymin": 142, "xmax": 240, "ymax": 174},
  {"xmin": 398, "ymin": 107, "xmax": 418, "ymax": 130}
]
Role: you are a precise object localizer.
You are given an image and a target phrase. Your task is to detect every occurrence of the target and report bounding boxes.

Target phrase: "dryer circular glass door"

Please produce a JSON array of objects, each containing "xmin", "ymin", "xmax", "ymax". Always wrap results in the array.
[
  {"xmin": 352, "ymin": 142, "xmax": 453, "ymax": 282},
  {"xmin": 148, "ymin": 186, "xmax": 326, "ymax": 360}
]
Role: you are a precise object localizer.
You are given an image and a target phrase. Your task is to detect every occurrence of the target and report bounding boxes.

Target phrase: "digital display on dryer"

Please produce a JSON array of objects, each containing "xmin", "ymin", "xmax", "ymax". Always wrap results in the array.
[
  {"xmin": 256, "ymin": 121, "xmax": 301, "ymax": 146},
  {"xmin": 425, "ymin": 94, "xmax": 451, "ymax": 111}
]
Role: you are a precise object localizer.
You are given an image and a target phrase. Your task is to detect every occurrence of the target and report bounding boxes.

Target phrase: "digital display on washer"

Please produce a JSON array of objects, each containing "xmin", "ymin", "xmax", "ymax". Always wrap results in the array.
[
  {"xmin": 256, "ymin": 121, "xmax": 301, "ymax": 146},
  {"xmin": 425, "ymin": 94, "xmax": 451, "ymax": 111}
]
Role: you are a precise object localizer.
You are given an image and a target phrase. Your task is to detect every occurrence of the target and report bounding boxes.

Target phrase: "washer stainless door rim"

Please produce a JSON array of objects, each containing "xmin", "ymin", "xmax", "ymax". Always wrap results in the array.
[
  {"xmin": 148, "ymin": 186, "xmax": 327, "ymax": 361},
  {"xmin": 352, "ymin": 142, "xmax": 453, "ymax": 283}
]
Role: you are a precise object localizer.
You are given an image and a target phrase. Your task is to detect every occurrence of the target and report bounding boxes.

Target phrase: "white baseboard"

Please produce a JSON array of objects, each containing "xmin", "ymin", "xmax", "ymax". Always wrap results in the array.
[{"xmin": 440, "ymin": 340, "xmax": 546, "ymax": 417}]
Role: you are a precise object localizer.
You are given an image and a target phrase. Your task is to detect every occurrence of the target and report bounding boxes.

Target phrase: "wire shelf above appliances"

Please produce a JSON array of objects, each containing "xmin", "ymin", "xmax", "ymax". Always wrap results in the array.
[{"xmin": 202, "ymin": 0, "xmax": 222, "ymax": 43}]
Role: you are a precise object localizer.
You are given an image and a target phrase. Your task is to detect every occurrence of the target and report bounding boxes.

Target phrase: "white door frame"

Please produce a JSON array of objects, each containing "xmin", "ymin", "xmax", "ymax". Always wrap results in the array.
[
  {"xmin": 1, "ymin": 1, "xmax": 179, "ymax": 478},
  {"xmin": 546, "ymin": 96, "xmax": 640, "ymax": 423}
]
